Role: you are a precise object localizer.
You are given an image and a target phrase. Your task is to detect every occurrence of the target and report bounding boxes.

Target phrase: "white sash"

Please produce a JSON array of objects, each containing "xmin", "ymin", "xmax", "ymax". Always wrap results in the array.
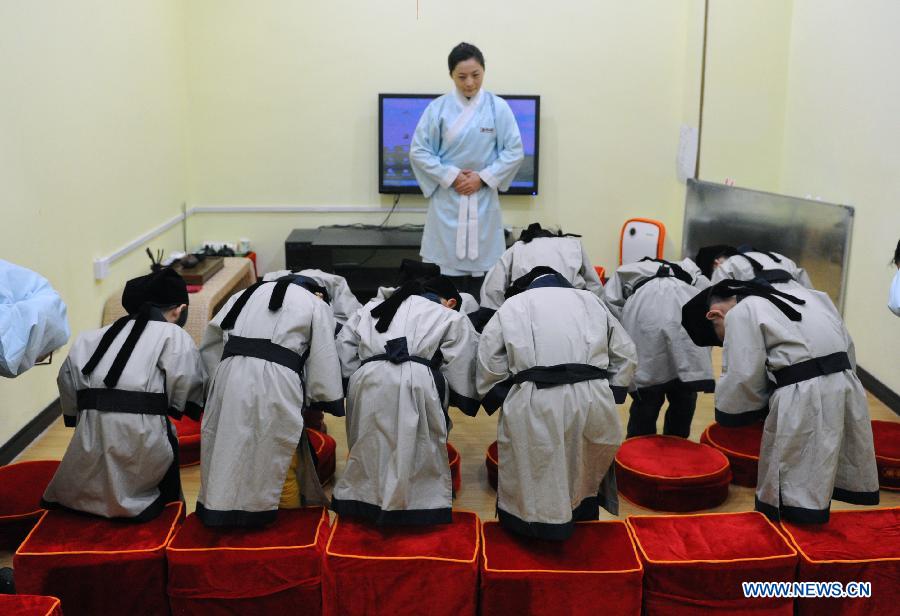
[
  {"xmin": 455, "ymin": 194, "xmax": 479, "ymax": 260},
  {"xmin": 446, "ymin": 89, "xmax": 484, "ymax": 261}
]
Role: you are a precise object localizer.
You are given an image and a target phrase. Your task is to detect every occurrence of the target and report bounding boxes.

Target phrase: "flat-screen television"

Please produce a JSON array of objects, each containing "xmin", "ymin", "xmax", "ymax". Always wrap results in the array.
[{"xmin": 379, "ymin": 93, "xmax": 540, "ymax": 195}]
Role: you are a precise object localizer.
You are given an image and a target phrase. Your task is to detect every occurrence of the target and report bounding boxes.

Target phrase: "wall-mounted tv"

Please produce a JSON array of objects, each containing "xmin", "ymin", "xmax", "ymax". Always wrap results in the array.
[{"xmin": 379, "ymin": 94, "xmax": 540, "ymax": 196}]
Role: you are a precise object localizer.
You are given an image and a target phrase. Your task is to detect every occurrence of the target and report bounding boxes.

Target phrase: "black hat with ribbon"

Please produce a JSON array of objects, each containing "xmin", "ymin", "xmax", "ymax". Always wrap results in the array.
[
  {"xmin": 681, "ymin": 279, "xmax": 806, "ymax": 348},
  {"xmin": 122, "ymin": 268, "xmax": 188, "ymax": 315}
]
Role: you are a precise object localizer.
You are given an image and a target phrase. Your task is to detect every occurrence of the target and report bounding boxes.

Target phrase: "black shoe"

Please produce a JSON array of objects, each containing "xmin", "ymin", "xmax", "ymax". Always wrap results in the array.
[{"xmin": 0, "ymin": 567, "xmax": 14, "ymax": 594}]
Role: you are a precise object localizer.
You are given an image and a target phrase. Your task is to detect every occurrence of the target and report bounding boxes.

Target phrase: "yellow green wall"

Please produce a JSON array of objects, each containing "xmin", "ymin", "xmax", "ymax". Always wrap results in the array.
[
  {"xmin": 0, "ymin": 1, "xmax": 189, "ymax": 446},
  {"xmin": 4, "ymin": 1, "xmax": 896, "ymax": 448},
  {"xmin": 699, "ymin": 0, "xmax": 793, "ymax": 190},
  {"xmin": 184, "ymin": 0, "xmax": 704, "ymax": 273},
  {"xmin": 777, "ymin": 0, "xmax": 900, "ymax": 392}
]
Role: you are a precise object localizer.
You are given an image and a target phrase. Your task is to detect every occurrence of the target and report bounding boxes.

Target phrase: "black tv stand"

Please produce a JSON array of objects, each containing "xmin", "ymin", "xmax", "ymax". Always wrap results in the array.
[{"xmin": 285, "ymin": 226, "xmax": 424, "ymax": 302}]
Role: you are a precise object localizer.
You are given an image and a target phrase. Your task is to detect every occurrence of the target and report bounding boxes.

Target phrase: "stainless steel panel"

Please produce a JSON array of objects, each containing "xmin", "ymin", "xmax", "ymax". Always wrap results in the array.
[{"xmin": 683, "ymin": 179, "xmax": 854, "ymax": 312}]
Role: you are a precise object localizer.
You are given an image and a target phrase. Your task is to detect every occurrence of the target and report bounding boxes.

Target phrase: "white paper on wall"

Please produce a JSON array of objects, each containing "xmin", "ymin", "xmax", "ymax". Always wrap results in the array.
[{"xmin": 676, "ymin": 124, "xmax": 699, "ymax": 183}]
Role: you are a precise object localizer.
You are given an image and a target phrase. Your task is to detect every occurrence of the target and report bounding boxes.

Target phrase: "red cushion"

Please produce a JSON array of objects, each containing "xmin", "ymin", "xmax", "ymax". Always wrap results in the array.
[
  {"xmin": 14, "ymin": 501, "xmax": 183, "ymax": 616},
  {"xmin": 615, "ymin": 436, "xmax": 731, "ymax": 512},
  {"xmin": 700, "ymin": 422, "xmax": 763, "ymax": 487},
  {"xmin": 447, "ymin": 442, "xmax": 461, "ymax": 494},
  {"xmin": 307, "ymin": 428, "xmax": 336, "ymax": 484},
  {"xmin": 324, "ymin": 511, "xmax": 479, "ymax": 616},
  {"xmin": 171, "ymin": 415, "xmax": 202, "ymax": 467},
  {"xmin": 0, "ymin": 594, "xmax": 62, "ymax": 616},
  {"xmin": 0, "ymin": 460, "xmax": 60, "ymax": 550},
  {"xmin": 781, "ymin": 507, "xmax": 900, "ymax": 616},
  {"xmin": 486, "ymin": 441, "xmax": 498, "ymax": 491},
  {"xmin": 167, "ymin": 507, "xmax": 329, "ymax": 615},
  {"xmin": 872, "ymin": 420, "xmax": 900, "ymax": 490},
  {"xmin": 628, "ymin": 512, "xmax": 797, "ymax": 615},
  {"xmin": 480, "ymin": 520, "xmax": 642, "ymax": 616}
]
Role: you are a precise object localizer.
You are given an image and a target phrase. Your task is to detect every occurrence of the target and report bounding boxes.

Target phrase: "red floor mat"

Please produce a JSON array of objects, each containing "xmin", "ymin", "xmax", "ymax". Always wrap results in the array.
[
  {"xmin": 308, "ymin": 428, "xmax": 336, "ymax": 484},
  {"xmin": 14, "ymin": 502, "xmax": 183, "ymax": 616},
  {"xmin": 700, "ymin": 421, "xmax": 763, "ymax": 487},
  {"xmin": 781, "ymin": 507, "xmax": 900, "ymax": 616},
  {"xmin": 616, "ymin": 436, "xmax": 731, "ymax": 512},
  {"xmin": 486, "ymin": 441, "xmax": 498, "ymax": 491},
  {"xmin": 0, "ymin": 460, "xmax": 60, "ymax": 550},
  {"xmin": 872, "ymin": 420, "xmax": 900, "ymax": 490},
  {"xmin": 323, "ymin": 511, "xmax": 480, "ymax": 616},
  {"xmin": 167, "ymin": 507, "xmax": 329, "ymax": 615},
  {"xmin": 628, "ymin": 511, "xmax": 797, "ymax": 615},
  {"xmin": 0, "ymin": 594, "xmax": 62, "ymax": 615},
  {"xmin": 480, "ymin": 520, "xmax": 642, "ymax": 616},
  {"xmin": 170, "ymin": 415, "xmax": 202, "ymax": 467}
]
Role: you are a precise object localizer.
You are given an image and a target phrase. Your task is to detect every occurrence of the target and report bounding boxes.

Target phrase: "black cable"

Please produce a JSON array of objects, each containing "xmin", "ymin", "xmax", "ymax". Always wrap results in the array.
[{"xmin": 378, "ymin": 194, "xmax": 401, "ymax": 228}]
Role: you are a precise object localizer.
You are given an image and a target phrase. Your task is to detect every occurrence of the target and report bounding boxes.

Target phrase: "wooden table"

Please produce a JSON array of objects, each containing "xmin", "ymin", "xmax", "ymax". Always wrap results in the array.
[{"xmin": 101, "ymin": 257, "xmax": 255, "ymax": 345}]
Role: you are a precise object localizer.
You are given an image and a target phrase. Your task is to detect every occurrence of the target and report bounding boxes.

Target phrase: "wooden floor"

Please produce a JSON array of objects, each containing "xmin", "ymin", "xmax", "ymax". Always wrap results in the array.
[{"xmin": 3, "ymin": 349, "xmax": 898, "ymax": 567}]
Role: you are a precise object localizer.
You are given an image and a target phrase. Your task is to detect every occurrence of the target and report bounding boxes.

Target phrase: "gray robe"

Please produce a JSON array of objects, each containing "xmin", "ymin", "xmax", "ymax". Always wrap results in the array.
[
  {"xmin": 197, "ymin": 282, "xmax": 344, "ymax": 526},
  {"xmin": 42, "ymin": 319, "xmax": 205, "ymax": 520},
  {"xmin": 263, "ymin": 268, "xmax": 362, "ymax": 327},
  {"xmin": 716, "ymin": 287, "xmax": 879, "ymax": 523},
  {"xmin": 712, "ymin": 250, "xmax": 814, "ymax": 289},
  {"xmin": 480, "ymin": 236, "xmax": 603, "ymax": 310},
  {"xmin": 603, "ymin": 258, "xmax": 713, "ymax": 392},
  {"xmin": 476, "ymin": 284, "xmax": 637, "ymax": 539},
  {"xmin": 332, "ymin": 294, "xmax": 479, "ymax": 524}
]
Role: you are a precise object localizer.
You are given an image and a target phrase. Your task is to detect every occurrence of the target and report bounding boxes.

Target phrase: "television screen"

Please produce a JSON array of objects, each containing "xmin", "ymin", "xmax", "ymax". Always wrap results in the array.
[{"xmin": 379, "ymin": 94, "xmax": 540, "ymax": 195}]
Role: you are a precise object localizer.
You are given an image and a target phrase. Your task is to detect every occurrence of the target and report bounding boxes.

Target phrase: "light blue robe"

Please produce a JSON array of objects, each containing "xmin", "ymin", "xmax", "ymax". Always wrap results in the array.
[
  {"xmin": 0, "ymin": 259, "xmax": 70, "ymax": 377},
  {"xmin": 410, "ymin": 89, "xmax": 524, "ymax": 276}
]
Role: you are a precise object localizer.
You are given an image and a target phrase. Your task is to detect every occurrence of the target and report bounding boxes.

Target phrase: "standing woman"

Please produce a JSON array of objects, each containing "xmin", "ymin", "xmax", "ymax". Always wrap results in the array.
[{"xmin": 410, "ymin": 43, "xmax": 524, "ymax": 300}]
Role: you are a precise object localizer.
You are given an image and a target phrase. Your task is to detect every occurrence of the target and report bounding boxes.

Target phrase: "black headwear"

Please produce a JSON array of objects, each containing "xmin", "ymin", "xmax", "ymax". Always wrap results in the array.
[
  {"xmin": 398, "ymin": 259, "xmax": 441, "ymax": 283},
  {"xmin": 370, "ymin": 275, "xmax": 462, "ymax": 333},
  {"xmin": 279, "ymin": 274, "xmax": 330, "ymax": 304},
  {"xmin": 504, "ymin": 266, "xmax": 572, "ymax": 299},
  {"xmin": 694, "ymin": 245, "xmax": 738, "ymax": 279},
  {"xmin": 518, "ymin": 222, "xmax": 582, "ymax": 244},
  {"xmin": 122, "ymin": 268, "xmax": 188, "ymax": 315},
  {"xmin": 422, "ymin": 275, "xmax": 462, "ymax": 311},
  {"xmin": 681, "ymin": 279, "xmax": 806, "ymax": 348}
]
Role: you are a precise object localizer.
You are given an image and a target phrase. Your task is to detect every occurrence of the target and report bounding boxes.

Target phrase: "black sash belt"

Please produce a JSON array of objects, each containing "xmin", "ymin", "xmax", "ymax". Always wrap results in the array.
[
  {"xmin": 755, "ymin": 269, "xmax": 794, "ymax": 284},
  {"xmin": 362, "ymin": 354, "xmax": 438, "ymax": 369},
  {"xmin": 513, "ymin": 364, "xmax": 609, "ymax": 390},
  {"xmin": 360, "ymin": 337, "xmax": 447, "ymax": 412},
  {"xmin": 76, "ymin": 388, "xmax": 169, "ymax": 415},
  {"xmin": 772, "ymin": 352, "xmax": 851, "ymax": 389},
  {"xmin": 222, "ymin": 335, "xmax": 308, "ymax": 374}
]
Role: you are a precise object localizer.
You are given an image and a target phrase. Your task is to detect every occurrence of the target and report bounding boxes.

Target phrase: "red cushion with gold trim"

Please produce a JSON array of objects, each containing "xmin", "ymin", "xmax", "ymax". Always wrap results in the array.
[
  {"xmin": 486, "ymin": 441, "xmax": 498, "ymax": 491},
  {"xmin": 628, "ymin": 512, "xmax": 797, "ymax": 615},
  {"xmin": 167, "ymin": 507, "xmax": 329, "ymax": 615},
  {"xmin": 0, "ymin": 460, "xmax": 60, "ymax": 550},
  {"xmin": 307, "ymin": 428, "xmax": 336, "ymax": 484},
  {"xmin": 615, "ymin": 435, "xmax": 731, "ymax": 512},
  {"xmin": 170, "ymin": 415, "xmax": 202, "ymax": 467},
  {"xmin": 781, "ymin": 507, "xmax": 900, "ymax": 616},
  {"xmin": 480, "ymin": 520, "xmax": 642, "ymax": 616},
  {"xmin": 447, "ymin": 442, "xmax": 461, "ymax": 494},
  {"xmin": 872, "ymin": 420, "xmax": 900, "ymax": 490},
  {"xmin": 324, "ymin": 511, "xmax": 480, "ymax": 616},
  {"xmin": 700, "ymin": 421, "xmax": 763, "ymax": 487},
  {"xmin": 0, "ymin": 594, "xmax": 63, "ymax": 616},
  {"xmin": 13, "ymin": 502, "xmax": 183, "ymax": 616}
]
